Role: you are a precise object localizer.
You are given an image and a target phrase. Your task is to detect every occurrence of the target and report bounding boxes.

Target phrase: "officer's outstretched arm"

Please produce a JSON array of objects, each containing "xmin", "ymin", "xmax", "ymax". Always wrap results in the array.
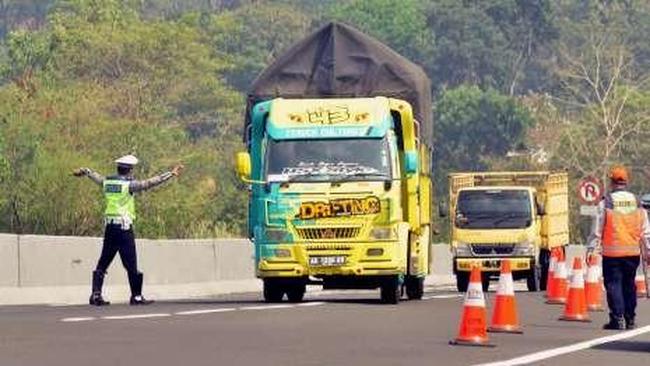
[
  {"xmin": 129, "ymin": 164, "xmax": 183, "ymax": 193},
  {"xmin": 72, "ymin": 168, "xmax": 104, "ymax": 186}
]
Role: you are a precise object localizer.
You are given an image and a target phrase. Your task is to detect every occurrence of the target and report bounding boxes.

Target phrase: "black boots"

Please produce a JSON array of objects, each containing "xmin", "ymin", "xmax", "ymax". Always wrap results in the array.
[
  {"xmin": 128, "ymin": 272, "xmax": 154, "ymax": 305},
  {"xmin": 89, "ymin": 271, "xmax": 110, "ymax": 306},
  {"xmin": 625, "ymin": 317, "xmax": 635, "ymax": 330},
  {"xmin": 603, "ymin": 316, "xmax": 625, "ymax": 330}
]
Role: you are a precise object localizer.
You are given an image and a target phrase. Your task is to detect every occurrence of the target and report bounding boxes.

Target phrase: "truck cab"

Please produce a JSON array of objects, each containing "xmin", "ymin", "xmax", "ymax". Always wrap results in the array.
[
  {"xmin": 447, "ymin": 172, "xmax": 569, "ymax": 292},
  {"xmin": 237, "ymin": 97, "xmax": 433, "ymax": 304}
]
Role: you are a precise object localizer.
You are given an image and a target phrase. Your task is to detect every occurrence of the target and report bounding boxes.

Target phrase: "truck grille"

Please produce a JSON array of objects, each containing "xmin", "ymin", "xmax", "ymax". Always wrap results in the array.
[
  {"xmin": 470, "ymin": 244, "xmax": 515, "ymax": 256},
  {"xmin": 295, "ymin": 227, "xmax": 361, "ymax": 240}
]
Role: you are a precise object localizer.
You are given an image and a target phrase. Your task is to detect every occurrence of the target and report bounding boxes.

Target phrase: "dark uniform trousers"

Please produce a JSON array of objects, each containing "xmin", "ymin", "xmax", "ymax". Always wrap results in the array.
[
  {"xmin": 603, "ymin": 256, "xmax": 640, "ymax": 322},
  {"xmin": 94, "ymin": 224, "xmax": 143, "ymax": 296}
]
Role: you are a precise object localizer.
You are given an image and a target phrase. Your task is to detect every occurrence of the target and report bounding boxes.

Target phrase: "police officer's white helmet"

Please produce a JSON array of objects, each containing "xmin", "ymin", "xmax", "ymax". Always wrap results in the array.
[{"xmin": 115, "ymin": 155, "xmax": 139, "ymax": 167}]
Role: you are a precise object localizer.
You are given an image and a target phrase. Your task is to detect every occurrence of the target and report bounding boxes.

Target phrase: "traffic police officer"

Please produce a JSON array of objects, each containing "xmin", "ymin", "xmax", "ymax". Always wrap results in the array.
[
  {"xmin": 588, "ymin": 166, "xmax": 650, "ymax": 329},
  {"xmin": 74, "ymin": 155, "xmax": 184, "ymax": 306}
]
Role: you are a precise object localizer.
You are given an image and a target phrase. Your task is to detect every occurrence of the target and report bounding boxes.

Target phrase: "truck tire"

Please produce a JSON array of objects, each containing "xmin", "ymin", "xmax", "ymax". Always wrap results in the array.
[
  {"xmin": 286, "ymin": 283, "xmax": 306, "ymax": 303},
  {"xmin": 539, "ymin": 249, "xmax": 550, "ymax": 291},
  {"xmin": 527, "ymin": 265, "xmax": 540, "ymax": 292},
  {"xmin": 456, "ymin": 272, "xmax": 469, "ymax": 292},
  {"xmin": 380, "ymin": 276, "xmax": 401, "ymax": 304},
  {"xmin": 263, "ymin": 279, "xmax": 284, "ymax": 303},
  {"xmin": 405, "ymin": 276, "xmax": 425, "ymax": 300}
]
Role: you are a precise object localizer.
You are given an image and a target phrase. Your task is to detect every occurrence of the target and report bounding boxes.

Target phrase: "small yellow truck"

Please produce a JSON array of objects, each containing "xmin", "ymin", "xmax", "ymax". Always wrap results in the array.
[{"xmin": 446, "ymin": 172, "xmax": 569, "ymax": 292}]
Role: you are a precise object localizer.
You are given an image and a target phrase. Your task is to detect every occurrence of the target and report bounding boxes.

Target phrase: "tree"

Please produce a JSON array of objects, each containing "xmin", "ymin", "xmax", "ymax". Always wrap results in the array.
[
  {"xmin": 434, "ymin": 85, "xmax": 534, "ymax": 175},
  {"xmin": 328, "ymin": 0, "xmax": 434, "ymax": 69}
]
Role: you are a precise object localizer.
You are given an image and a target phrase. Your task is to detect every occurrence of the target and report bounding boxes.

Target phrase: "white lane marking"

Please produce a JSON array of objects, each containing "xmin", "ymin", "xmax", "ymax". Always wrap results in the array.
[
  {"xmin": 61, "ymin": 317, "xmax": 96, "ymax": 322},
  {"xmin": 474, "ymin": 325, "xmax": 650, "ymax": 366},
  {"xmin": 175, "ymin": 308, "xmax": 236, "ymax": 315},
  {"xmin": 102, "ymin": 313, "xmax": 171, "ymax": 320},
  {"xmin": 240, "ymin": 304, "xmax": 295, "ymax": 310},
  {"xmin": 61, "ymin": 301, "xmax": 326, "ymax": 322},
  {"xmin": 296, "ymin": 302, "xmax": 326, "ymax": 307}
]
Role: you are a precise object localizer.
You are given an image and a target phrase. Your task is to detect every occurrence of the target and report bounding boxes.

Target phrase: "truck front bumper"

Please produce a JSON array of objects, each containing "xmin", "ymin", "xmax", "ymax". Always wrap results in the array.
[
  {"xmin": 256, "ymin": 242, "xmax": 406, "ymax": 278},
  {"xmin": 454, "ymin": 257, "xmax": 534, "ymax": 273}
]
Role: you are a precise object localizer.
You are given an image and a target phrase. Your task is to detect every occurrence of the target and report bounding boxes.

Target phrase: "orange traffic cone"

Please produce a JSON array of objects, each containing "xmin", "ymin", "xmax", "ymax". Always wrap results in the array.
[
  {"xmin": 546, "ymin": 250, "xmax": 568, "ymax": 304},
  {"xmin": 488, "ymin": 260, "xmax": 523, "ymax": 334},
  {"xmin": 545, "ymin": 248, "xmax": 559, "ymax": 298},
  {"xmin": 585, "ymin": 254, "xmax": 604, "ymax": 312},
  {"xmin": 559, "ymin": 257, "xmax": 590, "ymax": 322},
  {"xmin": 450, "ymin": 266, "xmax": 495, "ymax": 347},
  {"xmin": 636, "ymin": 274, "xmax": 647, "ymax": 298}
]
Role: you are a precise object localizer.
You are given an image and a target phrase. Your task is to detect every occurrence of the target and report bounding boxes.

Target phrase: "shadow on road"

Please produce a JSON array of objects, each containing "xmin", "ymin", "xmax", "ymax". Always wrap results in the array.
[{"xmin": 592, "ymin": 341, "xmax": 650, "ymax": 353}]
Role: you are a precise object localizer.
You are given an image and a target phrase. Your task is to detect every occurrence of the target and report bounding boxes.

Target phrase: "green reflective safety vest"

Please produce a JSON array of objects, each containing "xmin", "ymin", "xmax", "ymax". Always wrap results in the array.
[{"xmin": 103, "ymin": 179, "xmax": 136, "ymax": 221}]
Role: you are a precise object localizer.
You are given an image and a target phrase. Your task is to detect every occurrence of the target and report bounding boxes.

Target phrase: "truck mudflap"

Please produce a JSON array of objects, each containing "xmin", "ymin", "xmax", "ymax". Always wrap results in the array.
[{"xmin": 455, "ymin": 257, "xmax": 532, "ymax": 272}]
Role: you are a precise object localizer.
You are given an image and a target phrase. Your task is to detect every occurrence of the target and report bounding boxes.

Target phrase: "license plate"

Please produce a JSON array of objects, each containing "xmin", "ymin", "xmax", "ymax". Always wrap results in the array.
[{"xmin": 309, "ymin": 256, "xmax": 346, "ymax": 266}]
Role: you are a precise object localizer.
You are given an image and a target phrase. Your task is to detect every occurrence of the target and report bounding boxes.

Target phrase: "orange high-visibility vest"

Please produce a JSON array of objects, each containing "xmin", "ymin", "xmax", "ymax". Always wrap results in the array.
[{"xmin": 602, "ymin": 191, "xmax": 643, "ymax": 257}]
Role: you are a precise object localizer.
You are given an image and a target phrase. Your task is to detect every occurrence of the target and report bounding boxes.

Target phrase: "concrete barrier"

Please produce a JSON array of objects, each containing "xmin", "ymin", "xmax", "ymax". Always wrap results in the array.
[
  {"xmin": 0, "ymin": 234, "xmax": 587, "ymax": 305},
  {"xmin": 0, "ymin": 235, "xmax": 257, "ymax": 305}
]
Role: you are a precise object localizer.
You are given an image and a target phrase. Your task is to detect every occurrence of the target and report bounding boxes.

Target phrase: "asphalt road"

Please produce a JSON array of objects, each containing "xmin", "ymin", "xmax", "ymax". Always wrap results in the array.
[{"xmin": 1, "ymin": 284, "xmax": 649, "ymax": 366}]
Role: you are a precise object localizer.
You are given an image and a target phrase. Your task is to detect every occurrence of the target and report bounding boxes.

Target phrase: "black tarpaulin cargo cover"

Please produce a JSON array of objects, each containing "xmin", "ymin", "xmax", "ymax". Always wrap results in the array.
[{"xmin": 245, "ymin": 21, "xmax": 433, "ymax": 145}]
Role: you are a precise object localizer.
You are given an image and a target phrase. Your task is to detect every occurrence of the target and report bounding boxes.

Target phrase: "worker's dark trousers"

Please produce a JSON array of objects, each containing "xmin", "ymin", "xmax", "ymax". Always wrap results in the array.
[
  {"xmin": 95, "ymin": 224, "xmax": 142, "ymax": 296},
  {"xmin": 603, "ymin": 256, "xmax": 640, "ymax": 322}
]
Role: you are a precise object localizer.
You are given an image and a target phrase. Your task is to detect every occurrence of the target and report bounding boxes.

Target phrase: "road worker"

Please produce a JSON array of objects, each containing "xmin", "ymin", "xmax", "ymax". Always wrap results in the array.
[
  {"xmin": 587, "ymin": 166, "xmax": 650, "ymax": 330},
  {"xmin": 73, "ymin": 155, "xmax": 184, "ymax": 306}
]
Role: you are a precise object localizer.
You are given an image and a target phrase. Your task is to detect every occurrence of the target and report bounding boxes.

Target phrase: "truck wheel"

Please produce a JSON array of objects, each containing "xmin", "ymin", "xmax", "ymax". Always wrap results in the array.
[
  {"xmin": 539, "ymin": 249, "xmax": 550, "ymax": 291},
  {"xmin": 286, "ymin": 283, "xmax": 306, "ymax": 303},
  {"xmin": 405, "ymin": 276, "xmax": 425, "ymax": 300},
  {"xmin": 263, "ymin": 279, "xmax": 284, "ymax": 303},
  {"xmin": 456, "ymin": 272, "xmax": 469, "ymax": 292},
  {"xmin": 380, "ymin": 276, "xmax": 401, "ymax": 304},
  {"xmin": 527, "ymin": 265, "xmax": 540, "ymax": 292}
]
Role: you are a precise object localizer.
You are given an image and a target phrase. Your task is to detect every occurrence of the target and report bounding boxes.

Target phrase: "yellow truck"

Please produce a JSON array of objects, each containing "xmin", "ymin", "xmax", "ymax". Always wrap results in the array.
[
  {"xmin": 446, "ymin": 172, "xmax": 569, "ymax": 292},
  {"xmin": 235, "ymin": 22, "xmax": 434, "ymax": 304}
]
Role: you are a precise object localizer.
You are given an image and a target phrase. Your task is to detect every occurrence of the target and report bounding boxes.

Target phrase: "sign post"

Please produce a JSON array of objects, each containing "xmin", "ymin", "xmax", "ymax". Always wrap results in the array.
[{"xmin": 577, "ymin": 176, "xmax": 603, "ymax": 216}]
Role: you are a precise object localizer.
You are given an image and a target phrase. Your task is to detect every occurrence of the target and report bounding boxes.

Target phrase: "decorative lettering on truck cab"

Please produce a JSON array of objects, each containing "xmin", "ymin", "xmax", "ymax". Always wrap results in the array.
[
  {"xmin": 298, "ymin": 196, "xmax": 381, "ymax": 220},
  {"xmin": 287, "ymin": 105, "xmax": 371, "ymax": 125}
]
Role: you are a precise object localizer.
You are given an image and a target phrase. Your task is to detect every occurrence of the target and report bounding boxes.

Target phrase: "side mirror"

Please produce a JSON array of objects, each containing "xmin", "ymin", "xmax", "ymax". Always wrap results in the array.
[
  {"xmin": 536, "ymin": 201, "xmax": 546, "ymax": 216},
  {"xmin": 438, "ymin": 201, "xmax": 448, "ymax": 218},
  {"xmin": 235, "ymin": 152, "xmax": 251, "ymax": 180},
  {"xmin": 404, "ymin": 150, "xmax": 418, "ymax": 175}
]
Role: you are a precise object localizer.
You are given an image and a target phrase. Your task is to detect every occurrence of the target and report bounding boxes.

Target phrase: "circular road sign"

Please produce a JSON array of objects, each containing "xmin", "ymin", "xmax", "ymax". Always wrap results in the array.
[{"xmin": 578, "ymin": 176, "xmax": 603, "ymax": 205}]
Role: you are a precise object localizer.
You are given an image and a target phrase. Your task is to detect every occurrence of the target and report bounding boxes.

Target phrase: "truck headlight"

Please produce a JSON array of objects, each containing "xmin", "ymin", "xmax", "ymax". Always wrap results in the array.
[
  {"xmin": 453, "ymin": 242, "xmax": 472, "ymax": 256},
  {"xmin": 265, "ymin": 229, "xmax": 289, "ymax": 242},
  {"xmin": 369, "ymin": 227, "xmax": 395, "ymax": 240},
  {"xmin": 513, "ymin": 241, "xmax": 535, "ymax": 256}
]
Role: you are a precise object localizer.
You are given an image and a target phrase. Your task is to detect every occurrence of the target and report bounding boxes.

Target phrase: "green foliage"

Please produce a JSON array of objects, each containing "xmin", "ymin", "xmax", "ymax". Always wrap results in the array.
[
  {"xmin": 328, "ymin": 0, "xmax": 434, "ymax": 68},
  {"xmin": 434, "ymin": 85, "xmax": 533, "ymax": 173},
  {"xmin": 204, "ymin": 2, "xmax": 313, "ymax": 92},
  {"xmin": 1, "ymin": 0, "xmax": 649, "ymax": 240}
]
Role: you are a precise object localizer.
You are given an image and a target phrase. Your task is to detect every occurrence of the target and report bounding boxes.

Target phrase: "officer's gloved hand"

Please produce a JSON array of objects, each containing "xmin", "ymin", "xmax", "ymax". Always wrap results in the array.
[
  {"xmin": 171, "ymin": 164, "xmax": 184, "ymax": 177},
  {"xmin": 72, "ymin": 168, "xmax": 87, "ymax": 177}
]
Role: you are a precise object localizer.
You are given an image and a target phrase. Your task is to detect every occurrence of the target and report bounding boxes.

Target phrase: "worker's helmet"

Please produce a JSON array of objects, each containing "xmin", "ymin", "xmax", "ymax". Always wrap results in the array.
[{"xmin": 608, "ymin": 165, "xmax": 629, "ymax": 184}]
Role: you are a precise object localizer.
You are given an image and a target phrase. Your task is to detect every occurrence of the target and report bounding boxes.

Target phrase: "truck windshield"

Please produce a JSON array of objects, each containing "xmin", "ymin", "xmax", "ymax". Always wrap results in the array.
[
  {"xmin": 456, "ymin": 190, "xmax": 532, "ymax": 229},
  {"xmin": 265, "ymin": 138, "xmax": 392, "ymax": 182}
]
